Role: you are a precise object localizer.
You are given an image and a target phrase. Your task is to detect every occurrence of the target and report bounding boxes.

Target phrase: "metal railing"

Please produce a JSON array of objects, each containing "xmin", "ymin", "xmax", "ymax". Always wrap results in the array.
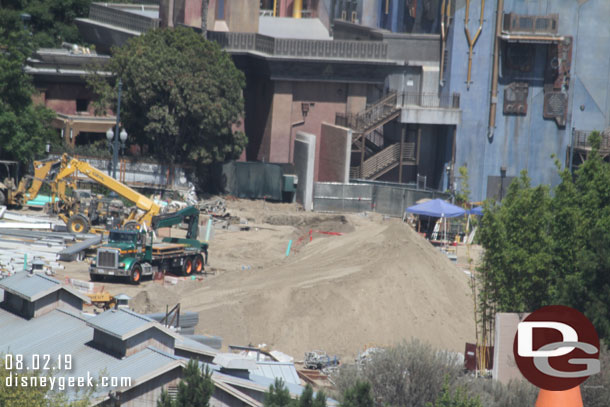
[
  {"xmin": 207, "ymin": 31, "xmax": 388, "ymax": 61},
  {"xmin": 351, "ymin": 142, "xmax": 416, "ymax": 179},
  {"xmin": 398, "ymin": 92, "xmax": 460, "ymax": 109},
  {"xmin": 336, "ymin": 92, "xmax": 398, "ymax": 132},
  {"xmin": 89, "ymin": 3, "xmax": 160, "ymax": 32},
  {"xmin": 572, "ymin": 130, "xmax": 610, "ymax": 151}
]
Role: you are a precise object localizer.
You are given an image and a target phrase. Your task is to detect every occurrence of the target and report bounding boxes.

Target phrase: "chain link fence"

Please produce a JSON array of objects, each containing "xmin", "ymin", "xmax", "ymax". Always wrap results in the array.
[{"xmin": 313, "ymin": 181, "xmax": 450, "ymax": 217}]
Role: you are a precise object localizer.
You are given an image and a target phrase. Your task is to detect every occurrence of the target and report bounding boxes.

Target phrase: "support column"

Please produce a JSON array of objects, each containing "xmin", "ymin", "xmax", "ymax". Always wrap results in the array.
[
  {"xmin": 399, "ymin": 124, "xmax": 406, "ymax": 183},
  {"xmin": 416, "ymin": 125, "xmax": 422, "ymax": 166},
  {"xmin": 360, "ymin": 134, "xmax": 365, "ymax": 178},
  {"xmin": 261, "ymin": 81, "xmax": 293, "ymax": 163},
  {"xmin": 451, "ymin": 126, "xmax": 456, "ymax": 191}
]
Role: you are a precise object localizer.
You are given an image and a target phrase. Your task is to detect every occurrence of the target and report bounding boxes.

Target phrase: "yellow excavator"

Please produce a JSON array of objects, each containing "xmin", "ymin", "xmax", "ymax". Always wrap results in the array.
[
  {"xmin": 2, "ymin": 154, "xmax": 164, "ymax": 234},
  {"xmin": 0, "ymin": 158, "xmax": 60, "ymax": 207},
  {"xmin": 48, "ymin": 154, "xmax": 163, "ymax": 234}
]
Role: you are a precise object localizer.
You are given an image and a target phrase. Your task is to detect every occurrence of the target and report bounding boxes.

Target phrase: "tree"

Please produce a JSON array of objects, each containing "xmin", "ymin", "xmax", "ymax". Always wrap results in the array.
[
  {"xmin": 476, "ymin": 131, "xmax": 610, "ymax": 341},
  {"xmin": 157, "ymin": 389, "xmax": 175, "ymax": 407},
  {"xmin": 454, "ymin": 166, "xmax": 471, "ymax": 207},
  {"xmin": 264, "ymin": 378, "xmax": 295, "ymax": 407},
  {"xmin": 89, "ymin": 27, "xmax": 246, "ymax": 188},
  {"xmin": 341, "ymin": 381, "xmax": 374, "ymax": 407},
  {"xmin": 477, "ymin": 171, "xmax": 553, "ymax": 313},
  {"xmin": 428, "ymin": 379, "xmax": 481, "ymax": 407},
  {"xmin": 0, "ymin": 0, "xmax": 91, "ymax": 47},
  {"xmin": 175, "ymin": 360, "xmax": 214, "ymax": 407},
  {"xmin": 333, "ymin": 340, "xmax": 462, "ymax": 407},
  {"xmin": 550, "ymin": 132, "xmax": 610, "ymax": 340},
  {"xmin": 0, "ymin": 9, "xmax": 57, "ymax": 162}
]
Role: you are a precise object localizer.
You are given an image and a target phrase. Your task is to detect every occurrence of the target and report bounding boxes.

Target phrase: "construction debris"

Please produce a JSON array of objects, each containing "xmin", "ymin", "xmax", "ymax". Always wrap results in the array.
[
  {"xmin": 199, "ymin": 198, "xmax": 228, "ymax": 217},
  {"xmin": 0, "ymin": 207, "xmax": 103, "ymax": 275},
  {"xmin": 304, "ymin": 350, "xmax": 340, "ymax": 370}
]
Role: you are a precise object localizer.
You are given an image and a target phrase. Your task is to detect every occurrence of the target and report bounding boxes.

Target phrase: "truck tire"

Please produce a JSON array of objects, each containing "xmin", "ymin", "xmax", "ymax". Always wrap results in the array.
[
  {"xmin": 193, "ymin": 254, "xmax": 204, "ymax": 274},
  {"xmin": 67, "ymin": 214, "xmax": 90, "ymax": 234},
  {"xmin": 130, "ymin": 264, "xmax": 142, "ymax": 285},
  {"xmin": 182, "ymin": 257, "xmax": 193, "ymax": 276}
]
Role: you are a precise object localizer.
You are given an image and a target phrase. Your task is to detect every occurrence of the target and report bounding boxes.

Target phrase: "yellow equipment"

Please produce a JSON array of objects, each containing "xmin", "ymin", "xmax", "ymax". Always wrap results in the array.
[
  {"xmin": 86, "ymin": 291, "xmax": 117, "ymax": 310},
  {"xmin": 49, "ymin": 154, "xmax": 162, "ymax": 234},
  {"xmin": 0, "ymin": 158, "xmax": 59, "ymax": 207}
]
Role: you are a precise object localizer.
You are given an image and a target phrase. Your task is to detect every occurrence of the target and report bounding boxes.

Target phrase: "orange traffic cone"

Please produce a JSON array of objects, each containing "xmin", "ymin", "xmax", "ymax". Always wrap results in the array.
[{"xmin": 535, "ymin": 386, "xmax": 583, "ymax": 407}]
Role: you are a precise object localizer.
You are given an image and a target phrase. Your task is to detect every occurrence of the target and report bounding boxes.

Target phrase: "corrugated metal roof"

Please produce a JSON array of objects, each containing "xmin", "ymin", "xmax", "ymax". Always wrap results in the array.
[
  {"xmin": 0, "ymin": 272, "xmax": 60, "ymax": 300},
  {"xmin": 86, "ymin": 308, "xmax": 175, "ymax": 340},
  {"xmin": 175, "ymin": 336, "xmax": 218, "ymax": 357},
  {"xmin": 0, "ymin": 308, "xmax": 181, "ymax": 401},
  {"xmin": 0, "ymin": 272, "xmax": 91, "ymax": 303},
  {"xmin": 253, "ymin": 362, "xmax": 300, "ymax": 385}
]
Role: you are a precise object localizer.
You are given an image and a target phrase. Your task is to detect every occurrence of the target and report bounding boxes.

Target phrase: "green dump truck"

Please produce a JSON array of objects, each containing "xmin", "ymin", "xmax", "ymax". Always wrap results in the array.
[{"xmin": 89, "ymin": 206, "xmax": 208, "ymax": 284}]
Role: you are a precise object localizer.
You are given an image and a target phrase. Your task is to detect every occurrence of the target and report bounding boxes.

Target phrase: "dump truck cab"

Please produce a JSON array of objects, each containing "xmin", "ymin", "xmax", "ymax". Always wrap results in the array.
[
  {"xmin": 90, "ymin": 229, "xmax": 153, "ymax": 283},
  {"xmin": 90, "ymin": 208, "xmax": 208, "ymax": 285}
]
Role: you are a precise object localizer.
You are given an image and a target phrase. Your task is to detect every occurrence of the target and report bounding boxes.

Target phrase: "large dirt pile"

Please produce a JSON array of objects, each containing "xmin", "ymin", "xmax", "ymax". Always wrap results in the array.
[{"xmin": 179, "ymin": 212, "xmax": 475, "ymax": 359}]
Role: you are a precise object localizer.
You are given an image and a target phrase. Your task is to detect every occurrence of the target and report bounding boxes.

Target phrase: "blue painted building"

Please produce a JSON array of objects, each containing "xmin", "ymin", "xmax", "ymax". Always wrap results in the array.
[
  {"xmin": 327, "ymin": 0, "xmax": 442, "ymax": 34},
  {"xmin": 445, "ymin": 0, "xmax": 610, "ymax": 200}
]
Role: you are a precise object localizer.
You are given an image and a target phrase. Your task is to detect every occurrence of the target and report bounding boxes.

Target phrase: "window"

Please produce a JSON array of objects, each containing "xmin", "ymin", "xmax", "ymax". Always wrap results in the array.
[
  {"xmin": 216, "ymin": 0, "xmax": 225, "ymax": 20},
  {"xmin": 76, "ymin": 99, "xmax": 89, "ymax": 112}
]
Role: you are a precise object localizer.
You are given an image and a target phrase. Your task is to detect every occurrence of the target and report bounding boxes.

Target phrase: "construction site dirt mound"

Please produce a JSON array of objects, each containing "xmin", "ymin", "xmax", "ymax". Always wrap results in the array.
[
  {"xmin": 179, "ymin": 208, "xmax": 475, "ymax": 359},
  {"xmin": 262, "ymin": 214, "xmax": 355, "ymax": 234},
  {"xmin": 57, "ymin": 200, "xmax": 475, "ymax": 361}
]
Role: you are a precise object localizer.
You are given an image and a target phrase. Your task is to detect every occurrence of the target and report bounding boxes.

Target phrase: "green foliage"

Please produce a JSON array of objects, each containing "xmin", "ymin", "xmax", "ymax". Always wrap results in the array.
[
  {"xmin": 477, "ymin": 131, "xmax": 610, "ymax": 340},
  {"xmin": 1, "ymin": 0, "xmax": 91, "ymax": 47},
  {"xmin": 264, "ymin": 378, "xmax": 294, "ymax": 407},
  {"xmin": 454, "ymin": 166, "xmax": 471, "ymax": 207},
  {"xmin": 0, "ymin": 8, "xmax": 57, "ymax": 162},
  {"xmin": 341, "ymin": 381, "xmax": 374, "ymax": 407},
  {"xmin": 333, "ymin": 340, "xmax": 462, "ymax": 407},
  {"xmin": 157, "ymin": 389, "xmax": 175, "ymax": 407},
  {"xmin": 88, "ymin": 27, "xmax": 246, "ymax": 188},
  {"xmin": 427, "ymin": 379, "xmax": 481, "ymax": 407},
  {"xmin": 175, "ymin": 360, "xmax": 214, "ymax": 407},
  {"xmin": 0, "ymin": 357, "xmax": 94, "ymax": 407},
  {"xmin": 477, "ymin": 171, "xmax": 553, "ymax": 313}
]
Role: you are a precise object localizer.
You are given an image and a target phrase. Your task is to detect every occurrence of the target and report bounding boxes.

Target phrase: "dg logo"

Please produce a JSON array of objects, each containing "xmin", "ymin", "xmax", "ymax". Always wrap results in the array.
[{"xmin": 513, "ymin": 305, "xmax": 601, "ymax": 391}]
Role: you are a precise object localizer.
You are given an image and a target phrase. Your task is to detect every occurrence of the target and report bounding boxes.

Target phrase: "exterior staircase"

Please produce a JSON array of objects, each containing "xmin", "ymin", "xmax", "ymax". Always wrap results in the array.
[
  {"xmin": 336, "ymin": 92, "xmax": 412, "ymax": 180},
  {"xmin": 350, "ymin": 142, "xmax": 416, "ymax": 179},
  {"xmin": 336, "ymin": 92, "xmax": 401, "ymax": 135}
]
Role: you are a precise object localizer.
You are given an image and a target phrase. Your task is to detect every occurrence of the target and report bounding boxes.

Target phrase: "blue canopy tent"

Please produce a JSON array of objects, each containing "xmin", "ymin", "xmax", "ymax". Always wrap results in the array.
[
  {"xmin": 406, "ymin": 199, "xmax": 466, "ymax": 244},
  {"xmin": 469, "ymin": 206, "xmax": 484, "ymax": 216},
  {"xmin": 406, "ymin": 199, "xmax": 466, "ymax": 218}
]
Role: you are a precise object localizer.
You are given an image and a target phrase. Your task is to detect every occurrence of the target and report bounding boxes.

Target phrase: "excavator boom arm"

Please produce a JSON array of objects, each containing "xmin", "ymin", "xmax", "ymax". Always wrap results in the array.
[{"xmin": 55, "ymin": 154, "xmax": 161, "ymax": 224}]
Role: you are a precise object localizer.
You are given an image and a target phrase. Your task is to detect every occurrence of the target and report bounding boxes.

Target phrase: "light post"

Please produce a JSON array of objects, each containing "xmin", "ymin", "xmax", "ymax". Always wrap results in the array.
[{"xmin": 105, "ymin": 79, "xmax": 127, "ymax": 179}]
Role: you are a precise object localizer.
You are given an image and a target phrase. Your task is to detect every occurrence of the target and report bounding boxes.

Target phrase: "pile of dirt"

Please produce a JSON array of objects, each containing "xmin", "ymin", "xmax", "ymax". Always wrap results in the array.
[
  {"xmin": 181, "ymin": 211, "xmax": 476, "ymax": 359},
  {"xmin": 262, "ymin": 214, "xmax": 355, "ymax": 234},
  {"xmin": 130, "ymin": 284, "xmax": 181, "ymax": 314}
]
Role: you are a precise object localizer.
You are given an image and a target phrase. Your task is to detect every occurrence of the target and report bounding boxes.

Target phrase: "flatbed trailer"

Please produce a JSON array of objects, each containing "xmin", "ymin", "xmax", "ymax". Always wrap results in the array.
[{"xmin": 90, "ymin": 239, "xmax": 206, "ymax": 283}]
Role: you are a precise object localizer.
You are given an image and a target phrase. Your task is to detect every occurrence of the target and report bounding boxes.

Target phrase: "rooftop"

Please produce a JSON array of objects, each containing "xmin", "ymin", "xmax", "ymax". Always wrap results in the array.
[
  {"xmin": 0, "ymin": 308, "xmax": 181, "ymax": 401},
  {"xmin": 0, "ymin": 272, "xmax": 91, "ymax": 304},
  {"xmin": 86, "ymin": 308, "xmax": 177, "ymax": 340}
]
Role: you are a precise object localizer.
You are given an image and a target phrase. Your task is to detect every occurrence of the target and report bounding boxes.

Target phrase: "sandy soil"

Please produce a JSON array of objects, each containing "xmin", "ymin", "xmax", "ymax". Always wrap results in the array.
[{"xmin": 56, "ymin": 199, "xmax": 476, "ymax": 360}]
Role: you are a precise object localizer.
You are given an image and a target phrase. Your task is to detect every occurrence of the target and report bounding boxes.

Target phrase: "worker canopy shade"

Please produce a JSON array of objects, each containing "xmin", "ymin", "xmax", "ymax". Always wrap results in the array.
[
  {"xmin": 469, "ymin": 206, "xmax": 484, "ymax": 216},
  {"xmin": 406, "ymin": 199, "xmax": 466, "ymax": 218}
]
